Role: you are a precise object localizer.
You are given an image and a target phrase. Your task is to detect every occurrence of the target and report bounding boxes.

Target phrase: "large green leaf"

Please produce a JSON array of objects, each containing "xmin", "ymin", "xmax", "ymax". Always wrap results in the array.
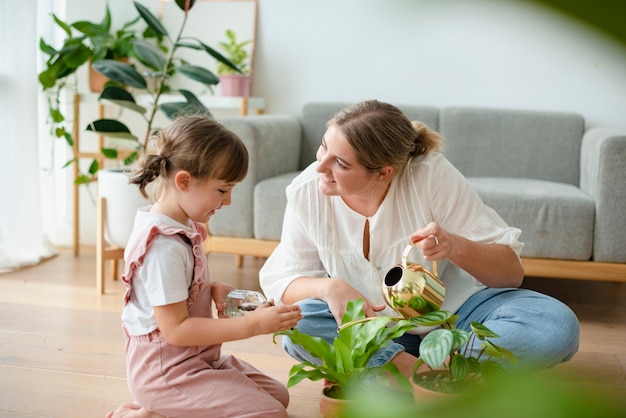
[
  {"xmin": 419, "ymin": 329, "xmax": 454, "ymax": 368},
  {"xmin": 286, "ymin": 362, "xmax": 326, "ymax": 388},
  {"xmin": 333, "ymin": 339, "xmax": 352, "ymax": 375},
  {"xmin": 449, "ymin": 354, "xmax": 470, "ymax": 381},
  {"xmin": 478, "ymin": 359, "xmax": 507, "ymax": 384},
  {"xmin": 481, "ymin": 339, "xmax": 517, "ymax": 365},
  {"xmin": 92, "ymin": 59, "xmax": 147, "ymax": 89},
  {"xmin": 134, "ymin": 1, "xmax": 168, "ymax": 38},
  {"xmin": 449, "ymin": 328, "xmax": 470, "ymax": 353},
  {"xmin": 99, "ymin": 86, "xmax": 146, "ymax": 115},
  {"xmin": 407, "ymin": 309, "xmax": 452, "ymax": 327},
  {"xmin": 174, "ymin": 0, "xmax": 197, "ymax": 12},
  {"xmin": 132, "ymin": 38, "xmax": 167, "ymax": 71},
  {"xmin": 178, "ymin": 89, "xmax": 207, "ymax": 109},
  {"xmin": 470, "ymin": 321, "xmax": 500, "ymax": 340},
  {"xmin": 178, "ymin": 38, "xmax": 240, "ymax": 73},
  {"xmin": 39, "ymin": 38, "xmax": 56, "ymax": 55},
  {"xmin": 176, "ymin": 64, "xmax": 219, "ymax": 86},
  {"xmin": 62, "ymin": 43, "xmax": 92, "ymax": 68},
  {"xmin": 86, "ymin": 119, "xmax": 137, "ymax": 140},
  {"xmin": 275, "ymin": 328, "xmax": 335, "ymax": 366},
  {"xmin": 71, "ymin": 21, "xmax": 109, "ymax": 38},
  {"xmin": 52, "ymin": 14, "xmax": 72, "ymax": 37},
  {"xmin": 101, "ymin": 148, "xmax": 119, "ymax": 159},
  {"xmin": 159, "ymin": 101, "xmax": 211, "ymax": 120}
]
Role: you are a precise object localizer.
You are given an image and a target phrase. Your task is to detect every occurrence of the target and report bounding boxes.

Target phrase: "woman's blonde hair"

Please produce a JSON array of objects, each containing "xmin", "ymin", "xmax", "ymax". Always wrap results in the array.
[
  {"xmin": 328, "ymin": 100, "xmax": 443, "ymax": 178},
  {"xmin": 130, "ymin": 113, "xmax": 248, "ymax": 199}
]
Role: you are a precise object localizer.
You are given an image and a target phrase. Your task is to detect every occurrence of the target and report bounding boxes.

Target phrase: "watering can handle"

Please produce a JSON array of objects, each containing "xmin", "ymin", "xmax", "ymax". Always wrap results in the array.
[{"xmin": 402, "ymin": 242, "xmax": 438, "ymax": 279}]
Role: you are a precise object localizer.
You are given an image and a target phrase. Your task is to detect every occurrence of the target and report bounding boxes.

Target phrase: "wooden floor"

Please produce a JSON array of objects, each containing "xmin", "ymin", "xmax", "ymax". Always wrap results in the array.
[{"xmin": 0, "ymin": 248, "xmax": 625, "ymax": 418}]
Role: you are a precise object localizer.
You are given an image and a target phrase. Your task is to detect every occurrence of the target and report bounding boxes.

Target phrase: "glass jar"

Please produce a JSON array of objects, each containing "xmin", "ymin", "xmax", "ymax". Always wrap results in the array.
[{"xmin": 223, "ymin": 289, "xmax": 268, "ymax": 317}]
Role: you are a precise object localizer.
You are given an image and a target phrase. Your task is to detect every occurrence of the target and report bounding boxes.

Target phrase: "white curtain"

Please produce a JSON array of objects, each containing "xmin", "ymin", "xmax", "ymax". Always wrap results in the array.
[{"xmin": 0, "ymin": 0, "xmax": 57, "ymax": 272}]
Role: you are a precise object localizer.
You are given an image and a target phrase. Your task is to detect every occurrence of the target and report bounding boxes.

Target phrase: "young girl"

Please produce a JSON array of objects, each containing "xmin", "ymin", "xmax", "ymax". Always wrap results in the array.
[{"xmin": 107, "ymin": 114, "xmax": 302, "ymax": 418}]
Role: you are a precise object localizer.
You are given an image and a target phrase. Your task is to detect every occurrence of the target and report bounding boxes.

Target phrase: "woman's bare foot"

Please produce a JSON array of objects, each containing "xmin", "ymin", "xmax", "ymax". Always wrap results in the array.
[{"xmin": 105, "ymin": 402, "xmax": 165, "ymax": 418}]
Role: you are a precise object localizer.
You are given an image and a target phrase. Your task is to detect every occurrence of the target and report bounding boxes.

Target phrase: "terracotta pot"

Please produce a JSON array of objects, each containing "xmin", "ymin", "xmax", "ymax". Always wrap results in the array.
[
  {"xmin": 319, "ymin": 385, "xmax": 350, "ymax": 418},
  {"xmin": 89, "ymin": 58, "xmax": 129, "ymax": 92},
  {"xmin": 410, "ymin": 370, "xmax": 458, "ymax": 402},
  {"xmin": 219, "ymin": 74, "xmax": 252, "ymax": 97}
]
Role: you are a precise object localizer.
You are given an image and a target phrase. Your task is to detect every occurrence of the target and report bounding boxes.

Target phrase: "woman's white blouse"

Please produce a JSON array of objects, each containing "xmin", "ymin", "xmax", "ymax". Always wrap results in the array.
[{"xmin": 260, "ymin": 152, "xmax": 523, "ymax": 318}]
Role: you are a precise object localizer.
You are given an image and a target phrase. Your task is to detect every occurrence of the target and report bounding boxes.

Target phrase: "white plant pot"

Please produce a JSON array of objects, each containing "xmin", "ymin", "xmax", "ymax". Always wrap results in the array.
[{"xmin": 98, "ymin": 168, "xmax": 150, "ymax": 248}]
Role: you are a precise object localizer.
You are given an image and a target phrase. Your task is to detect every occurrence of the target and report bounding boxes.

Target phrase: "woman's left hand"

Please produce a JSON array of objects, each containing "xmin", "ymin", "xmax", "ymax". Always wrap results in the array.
[
  {"xmin": 410, "ymin": 221, "xmax": 449, "ymax": 261},
  {"xmin": 211, "ymin": 282, "xmax": 236, "ymax": 318}
]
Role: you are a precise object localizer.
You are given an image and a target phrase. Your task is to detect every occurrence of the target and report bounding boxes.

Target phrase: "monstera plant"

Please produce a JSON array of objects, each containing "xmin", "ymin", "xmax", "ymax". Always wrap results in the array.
[{"xmin": 79, "ymin": 0, "xmax": 239, "ymax": 183}]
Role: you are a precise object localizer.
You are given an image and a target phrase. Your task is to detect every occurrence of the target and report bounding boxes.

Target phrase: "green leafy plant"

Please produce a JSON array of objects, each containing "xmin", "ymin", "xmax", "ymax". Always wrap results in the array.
[
  {"xmin": 80, "ymin": 0, "xmax": 240, "ymax": 184},
  {"xmin": 38, "ymin": 3, "xmax": 144, "ymax": 175},
  {"xmin": 411, "ymin": 310, "xmax": 517, "ymax": 394},
  {"xmin": 216, "ymin": 29, "xmax": 251, "ymax": 76},
  {"xmin": 273, "ymin": 299, "xmax": 451, "ymax": 399}
]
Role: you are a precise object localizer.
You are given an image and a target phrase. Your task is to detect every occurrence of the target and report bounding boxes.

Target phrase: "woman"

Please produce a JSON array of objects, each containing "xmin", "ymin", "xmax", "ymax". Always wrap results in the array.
[{"xmin": 260, "ymin": 100, "xmax": 579, "ymax": 378}]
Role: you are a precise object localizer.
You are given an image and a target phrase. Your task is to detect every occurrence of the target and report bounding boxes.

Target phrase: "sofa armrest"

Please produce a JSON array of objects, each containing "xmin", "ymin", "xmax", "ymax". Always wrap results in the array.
[
  {"xmin": 580, "ymin": 127, "xmax": 626, "ymax": 262},
  {"xmin": 209, "ymin": 114, "xmax": 302, "ymax": 238}
]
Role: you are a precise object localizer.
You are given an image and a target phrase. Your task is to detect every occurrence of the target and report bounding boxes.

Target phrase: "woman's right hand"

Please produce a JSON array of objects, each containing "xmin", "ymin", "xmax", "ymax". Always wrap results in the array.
[
  {"xmin": 322, "ymin": 278, "xmax": 386, "ymax": 324},
  {"xmin": 251, "ymin": 303, "xmax": 303, "ymax": 334}
]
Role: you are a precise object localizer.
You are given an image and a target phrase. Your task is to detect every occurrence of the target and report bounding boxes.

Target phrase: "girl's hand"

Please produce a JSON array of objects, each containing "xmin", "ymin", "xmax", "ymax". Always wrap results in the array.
[
  {"xmin": 410, "ymin": 221, "xmax": 450, "ymax": 261},
  {"xmin": 211, "ymin": 282, "xmax": 236, "ymax": 318},
  {"xmin": 251, "ymin": 302, "xmax": 303, "ymax": 334}
]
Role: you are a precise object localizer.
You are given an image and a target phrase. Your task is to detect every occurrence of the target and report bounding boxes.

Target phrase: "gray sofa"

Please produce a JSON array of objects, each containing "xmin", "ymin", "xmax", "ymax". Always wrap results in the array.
[{"xmin": 204, "ymin": 103, "xmax": 626, "ymax": 282}]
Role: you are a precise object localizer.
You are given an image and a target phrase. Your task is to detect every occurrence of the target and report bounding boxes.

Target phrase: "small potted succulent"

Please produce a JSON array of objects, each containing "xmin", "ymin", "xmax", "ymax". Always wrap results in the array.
[
  {"xmin": 273, "ymin": 299, "xmax": 449, "ymax": 418},
  {"xmin": 216, "ymin": 28, "xmax": 252, "ymax": 97},
  {"xmin": 409, "ymin": 310, "xmax": 517, "ymax": 400}
]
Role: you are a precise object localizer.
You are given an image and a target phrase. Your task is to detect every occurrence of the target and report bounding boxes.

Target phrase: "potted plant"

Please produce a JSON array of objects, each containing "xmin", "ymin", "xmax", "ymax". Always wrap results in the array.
[
  {"xmin": 409, "ymin": 310, "xmax": 517, "ymax": 400},
  {"xmin": 38, "ymin": 3, "xmax": 146, "ymax": 183},
  {"xmin": 82, "ymin": 0, "xmax": 240, "ymax": 262},
  {"xmin": 84, "ymin": 0, "xmax": 240, "ymax": 180},
  {"xmin": 216, "ymin": 28, "xmax": 252, "ymax": 97},
  {"xmin": 273, "ymin": 299, "xmax": 448, "ymax": 418}
]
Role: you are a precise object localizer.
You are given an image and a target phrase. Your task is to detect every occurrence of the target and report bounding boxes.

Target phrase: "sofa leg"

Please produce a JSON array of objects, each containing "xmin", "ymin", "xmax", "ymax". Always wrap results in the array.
[{"xmin": 235, "ymin": 255, "xmax": 243, "ymax": 268}]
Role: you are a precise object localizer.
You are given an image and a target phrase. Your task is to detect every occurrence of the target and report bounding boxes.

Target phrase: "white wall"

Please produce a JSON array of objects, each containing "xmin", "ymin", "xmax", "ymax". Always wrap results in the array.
[
  {"xmin": 60, "ymin": 0, "xmax": 626, "ymax": 132},
  {"xmin": 48, "ymin": 0, "xmax": 626, "ymax": 246},
  {"xmin": 254, "ymin": 0, "xmax": 626, "ymax": 131}
]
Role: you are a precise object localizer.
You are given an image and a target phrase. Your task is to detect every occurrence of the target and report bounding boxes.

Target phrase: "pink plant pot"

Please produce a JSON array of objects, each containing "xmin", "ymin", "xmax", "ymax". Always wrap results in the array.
[{"xmin": 219, "ymin": 74, "xmax": 252, "ymax": 97}]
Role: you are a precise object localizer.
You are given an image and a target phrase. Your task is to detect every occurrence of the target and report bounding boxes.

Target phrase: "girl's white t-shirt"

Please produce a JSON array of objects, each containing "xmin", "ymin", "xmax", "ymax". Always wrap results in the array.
[{"xmin": 122, "ymin": 209, "xmax": 195, "ymax": 336}]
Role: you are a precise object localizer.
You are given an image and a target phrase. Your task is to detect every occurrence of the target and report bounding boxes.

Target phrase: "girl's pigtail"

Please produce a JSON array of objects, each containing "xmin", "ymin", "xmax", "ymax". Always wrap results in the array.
[{"xmin": 129, "ymin": 153, "xmax": 164, "ymax": 199}]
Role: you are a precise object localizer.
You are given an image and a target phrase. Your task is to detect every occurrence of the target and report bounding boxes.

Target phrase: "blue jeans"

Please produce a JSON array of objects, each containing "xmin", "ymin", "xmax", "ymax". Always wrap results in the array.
[{"xmin": 282, "ymin": 288, "xmax": 579, "ymax": 370}]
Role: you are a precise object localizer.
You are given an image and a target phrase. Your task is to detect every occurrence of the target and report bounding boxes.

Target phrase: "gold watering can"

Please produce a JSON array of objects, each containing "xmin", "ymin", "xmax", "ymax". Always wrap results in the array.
[
  {"xmin": 338, "ymin": 243, "xmax": 445, "ymax": 331},
  {"xmin": 381, "ymin": 244, "xmax": 445, "ymax": 319}
]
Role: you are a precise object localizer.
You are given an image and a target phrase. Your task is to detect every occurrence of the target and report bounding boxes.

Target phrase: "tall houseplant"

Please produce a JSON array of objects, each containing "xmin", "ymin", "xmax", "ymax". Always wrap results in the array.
[
  {"xmin": 83, "ymin": 0, "xmax": 241, "ymax": 287},
  {"xmin": 83, "ymin": 0, "xmax": 240, "ymax": 183},
  {"xmin": 38, "ymin": 3, "xmax": 144, "ymax": 178}
]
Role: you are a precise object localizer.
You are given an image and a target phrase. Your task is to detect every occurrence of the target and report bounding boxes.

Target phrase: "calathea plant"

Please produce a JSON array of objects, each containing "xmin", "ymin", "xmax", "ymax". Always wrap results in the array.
[{"xmin": 411, "ymin": 310, "xmax": 517, "ymax": 394}]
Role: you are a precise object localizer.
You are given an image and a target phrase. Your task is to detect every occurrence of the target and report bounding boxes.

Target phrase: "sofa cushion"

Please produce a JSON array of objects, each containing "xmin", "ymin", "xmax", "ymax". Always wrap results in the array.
[
  {"xmin": 209, "ymin": 115, "xmax": 301, "ymax": 238},
  {"xmin": 254, "ymin": 172, "xmax": 300, "ymax": 240},
  {"xmin": 468, "ymin": 177, "xmax": 595, "ymax": 260},
  {"xmin": 441, "ymin": 107, "xmax": 585, "ymax": 186}
]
